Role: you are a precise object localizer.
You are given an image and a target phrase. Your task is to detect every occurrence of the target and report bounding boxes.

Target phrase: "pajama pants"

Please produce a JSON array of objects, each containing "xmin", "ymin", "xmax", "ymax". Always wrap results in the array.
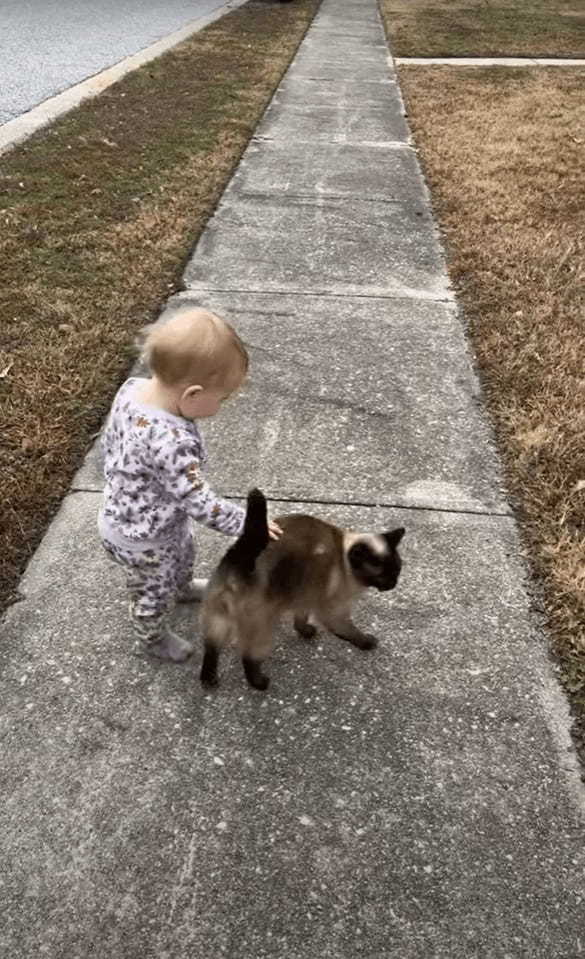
[{"xmin": 99, "ymin": 518, "xmax": 195, "ymax": 639}]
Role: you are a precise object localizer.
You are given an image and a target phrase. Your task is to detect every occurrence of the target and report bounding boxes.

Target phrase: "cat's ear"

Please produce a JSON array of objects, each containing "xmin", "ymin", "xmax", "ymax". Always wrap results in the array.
[{"xmin": 384, "ymin": 527, "xmax": 405, "ymax": 549}]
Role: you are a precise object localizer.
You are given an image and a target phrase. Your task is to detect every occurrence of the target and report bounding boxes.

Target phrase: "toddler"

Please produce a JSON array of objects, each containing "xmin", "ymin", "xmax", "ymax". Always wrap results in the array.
[{"xmin": 98, "ymin": 307, "xmax": 277, "ymax": 661}]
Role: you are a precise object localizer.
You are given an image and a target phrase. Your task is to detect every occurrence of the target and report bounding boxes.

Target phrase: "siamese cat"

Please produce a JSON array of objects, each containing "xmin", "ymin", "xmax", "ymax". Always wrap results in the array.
[{"xmin": 200, "ymin": 489, "xmax": 404, "ymax": 691}]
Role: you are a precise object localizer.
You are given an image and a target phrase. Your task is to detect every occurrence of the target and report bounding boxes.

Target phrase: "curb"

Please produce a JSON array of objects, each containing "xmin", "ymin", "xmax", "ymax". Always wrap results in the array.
[{"xmin": 0, "ymin": 0, "xmax": 248, "ymax": 157}]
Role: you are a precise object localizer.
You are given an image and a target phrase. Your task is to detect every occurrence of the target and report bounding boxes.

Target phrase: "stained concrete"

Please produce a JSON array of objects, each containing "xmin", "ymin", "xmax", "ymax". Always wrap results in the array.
[
  {"xmin": 2, "ymin": 0, "xmax": 585, "ymax": 954},
  {"xmin": 73, "ymin": 291, "xmax": 507, "ymax": 513},
  {"xmin": 183, "ymin": 194, "xmax": 449, "ymax": 299},
  {"xmin": 254, "ymin": 65, "xmax": 408, "ymax": 146},
  {"xmin": 309, "ymin": 20, "xmax": 383, "ymax": 41},
  {"xmin": 258, "ymin": 97, "xmax": 409, "ymax": 145},
  {"xmin": 311, "ymin": 4, "xmax": 382, "ymax": 27},
  {"xmin": 276, "ymin": 48, "xmax": 393, "ymax": 83},
  {"xmin": 270, "ymin": 75, "xmax": 399, "ymax": 108},
  {"xmin": 229, "ymin": 140, "xmax": 423, "ymax": 202}
]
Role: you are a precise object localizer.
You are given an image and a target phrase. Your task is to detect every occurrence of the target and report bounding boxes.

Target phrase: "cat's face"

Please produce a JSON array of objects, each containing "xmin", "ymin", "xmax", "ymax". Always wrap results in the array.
[{"xmin": 346, "ymin": 528, "xmax": 405, "ymax": 591}]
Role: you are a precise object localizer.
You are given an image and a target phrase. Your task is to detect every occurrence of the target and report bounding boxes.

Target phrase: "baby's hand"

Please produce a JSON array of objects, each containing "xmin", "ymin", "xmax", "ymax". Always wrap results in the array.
[{"xmin": 268, "ymin": 520, "xmax": 283, "ymax": 541}]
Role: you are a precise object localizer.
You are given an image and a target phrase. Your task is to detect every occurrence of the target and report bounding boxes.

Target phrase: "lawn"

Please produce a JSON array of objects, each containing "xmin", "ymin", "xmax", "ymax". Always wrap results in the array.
[
  {"xmin": 0, "ymin": 0, "xmax": 320, "ymax": 613},
  {"xmin": 397, "ymin": 63, "xmax": 585, "ymax": 760},
  {"xmin": 380, "ymin": 0, "xmax": 585, "ymax": 57}
]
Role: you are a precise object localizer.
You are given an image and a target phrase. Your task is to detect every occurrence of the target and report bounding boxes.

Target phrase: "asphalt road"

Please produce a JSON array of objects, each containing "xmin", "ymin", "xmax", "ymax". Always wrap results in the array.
[{"xmin": 0, "ymin": 0, "xmax": 230, "ymax": 125}]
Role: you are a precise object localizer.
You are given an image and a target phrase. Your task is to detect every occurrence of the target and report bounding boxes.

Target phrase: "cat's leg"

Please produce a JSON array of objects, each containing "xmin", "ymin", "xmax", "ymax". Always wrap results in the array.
[
  {"xmin": 294, "ymin": 612, "xmax": 317, "ymax": 640},
  {"xmin": 240, "ymin": 619, "xmax": 274, "ymax": 691},
  {"xmin": 200, "ymin": 641, "xmax": 221, "ymax": 687},
  {"xmin": 199, "ymin": 608, "xmax": 231, "ymax": 687},
  {"xmin": 322, "ymin": 607, "xmax": 378, "ymax": 651},
  {"xmin": 242, "ymin": 657, "xmax": 270, "ymax": 691}
]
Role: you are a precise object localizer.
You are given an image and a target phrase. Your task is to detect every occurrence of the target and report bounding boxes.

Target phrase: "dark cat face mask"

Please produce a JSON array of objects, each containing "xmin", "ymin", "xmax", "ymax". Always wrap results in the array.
[{"xmin": 347, "ymin": 528, "xmax": 405, "ymax": 592}]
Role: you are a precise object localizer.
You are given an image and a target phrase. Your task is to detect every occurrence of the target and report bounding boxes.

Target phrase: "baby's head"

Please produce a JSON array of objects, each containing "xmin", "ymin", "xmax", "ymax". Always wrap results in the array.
[{"xmin": 143, "ymin": 308, "xmax": 248, "ymax": 419}]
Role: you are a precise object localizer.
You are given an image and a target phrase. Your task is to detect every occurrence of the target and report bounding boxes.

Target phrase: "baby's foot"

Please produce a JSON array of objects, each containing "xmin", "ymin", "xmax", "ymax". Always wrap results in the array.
[
  {"xmin": 132, "ymin": 612, "xmax": 194, "ymax": 662},
  {"xmin": 176, "ymin": 578, "xmax": 209, "ymax": 603},
  {"xmin": 148, "ymin": 627, "xmax": 194, "ymax": 663}
]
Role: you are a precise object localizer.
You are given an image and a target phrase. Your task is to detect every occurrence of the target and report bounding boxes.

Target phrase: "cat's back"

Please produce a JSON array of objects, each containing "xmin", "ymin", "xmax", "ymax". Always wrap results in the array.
[
  {"xmin": 274, "ymin": 513, "xmax": 342, "ymax": 557},
  {"xmin": 257, "ymin": 514, "xmax": 344, "ymax": 601}
]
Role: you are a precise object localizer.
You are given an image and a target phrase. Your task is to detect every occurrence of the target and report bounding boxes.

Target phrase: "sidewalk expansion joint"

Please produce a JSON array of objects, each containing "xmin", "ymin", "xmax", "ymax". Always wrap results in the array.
[
  {"xmin": 250, "ymin": 137, "xmax": 414, "ymax": 152},
  {"xmin": 277, "ymin": 76, "xmax": 396, "ymax": 84},
  {"xmin": 280, "ymin": 75, "xmax": 395, "ymax": 85},
  {"xmin": 225, "ymin": 491, "xmax": 513, "ymax": 520},
  {"xmin": 252, "ymin": 136, "xmax": 412, "ymax": 149},
  {"xmin": 308, "ymin": 32, "xmax": 388, "ymax": 42},
  {"xmin": 179, "ymin": 285, "xmax": 455, "ymax": 304},
  {"xmin": 232, "ymin": 190, "xmax": 406, "ymax": 205},
  {"xmin": 67, "ymin": 487, "xmax": 511, "ymax": 519}
]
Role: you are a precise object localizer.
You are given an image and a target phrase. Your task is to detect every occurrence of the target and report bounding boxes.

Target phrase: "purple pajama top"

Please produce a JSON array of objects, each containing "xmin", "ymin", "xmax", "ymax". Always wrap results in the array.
[{"xmin": 100, "ymin": 377, "xmax": 245, "ymax": 545}]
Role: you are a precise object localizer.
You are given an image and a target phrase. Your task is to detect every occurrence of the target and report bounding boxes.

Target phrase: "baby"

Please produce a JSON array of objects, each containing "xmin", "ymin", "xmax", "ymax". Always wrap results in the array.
[{"xmin": 98, "ymin": 307, "xmax": 279, "ymax": 662}]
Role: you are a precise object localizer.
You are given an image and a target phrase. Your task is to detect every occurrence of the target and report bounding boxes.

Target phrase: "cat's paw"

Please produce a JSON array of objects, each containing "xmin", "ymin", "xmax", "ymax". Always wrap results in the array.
[
  {"xmin": 356, "ymin": 633, "xmax": 378, "ymax": 651},
  {"xmin": 295, "ymin": 618, "xmax": 317, "ymax": 640},
  {"xmin": 249, "ymin": 674, "xmax": 270, "ymax": 692},
  {"xmin": 200, "ymin": 670, "xmax": 219, "ymax": 688},
  {"xmin": 243, "ymin": 657, "xmax": 270, "ymax": 691}
]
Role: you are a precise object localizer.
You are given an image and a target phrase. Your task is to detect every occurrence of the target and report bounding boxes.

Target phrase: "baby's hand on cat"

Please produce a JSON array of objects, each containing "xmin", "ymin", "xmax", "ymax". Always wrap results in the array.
[{"xmin": 268, "ymin": 520, "xmax": 283, "ymax": 541}]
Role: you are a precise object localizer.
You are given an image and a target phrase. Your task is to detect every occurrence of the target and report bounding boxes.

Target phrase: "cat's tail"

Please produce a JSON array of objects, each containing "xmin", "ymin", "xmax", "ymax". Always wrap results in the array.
[{"xmin": 222, "ymin": 487, "xmax": 270, "ymax": 577}]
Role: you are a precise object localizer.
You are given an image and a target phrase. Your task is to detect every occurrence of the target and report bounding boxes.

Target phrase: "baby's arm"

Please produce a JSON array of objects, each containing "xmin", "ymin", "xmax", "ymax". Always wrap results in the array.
[{"xmin": 155, "ymin": 432, "xmax": 245, "ymax": 536}]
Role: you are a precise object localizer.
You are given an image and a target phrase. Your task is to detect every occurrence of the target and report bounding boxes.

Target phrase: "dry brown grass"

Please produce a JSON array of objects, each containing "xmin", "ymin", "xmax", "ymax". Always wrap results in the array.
[
  {"xmin": 0, "ymin": 0, "xmax": 320, "ymax": 612},
  {"xmin": 381, "ymin": 0, "xmax": 585, "ymax": 57},
  {"xmin": 397, "ymin": 65, "xmax": 585, "ymax": 758}
]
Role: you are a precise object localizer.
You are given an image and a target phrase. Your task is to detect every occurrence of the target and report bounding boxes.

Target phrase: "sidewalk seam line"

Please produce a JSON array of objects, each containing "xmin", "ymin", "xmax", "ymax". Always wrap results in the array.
[
  {"xmin": 179, "ymin": 286, "xmax": 454, "ymax": 303},
  {"xmin": 254, "ymin": 139, "xmax": 415, "ymax": 150},
  {"xmin": 225, "ymin": 493, "xmax": 513, "ymax": 518},
  {"xmin": 68, "ymin": 486, "xmax": 512, "ymax": 519},
  {"xmin": 230, "ymin": 191, "xmax": 407, "ymax": 205}
]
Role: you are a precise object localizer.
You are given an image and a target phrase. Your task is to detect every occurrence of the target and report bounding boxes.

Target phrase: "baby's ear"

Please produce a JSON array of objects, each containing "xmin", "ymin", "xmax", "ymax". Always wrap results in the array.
[
  {"xmin": 183, "ymin": 384, "xmax": 203, "ymax": 399},
  {"xmin": 384, "ymin": 527, "xmax": 405, "ymax": 549}
]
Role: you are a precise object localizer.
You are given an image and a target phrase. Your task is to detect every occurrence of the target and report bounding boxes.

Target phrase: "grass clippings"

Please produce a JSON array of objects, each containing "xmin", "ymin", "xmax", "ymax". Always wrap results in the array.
[
  {"xmin": 380, "ymin": 0, "xmax": 585, "ymax": 58},
  {"xmin": 397, "ymin": 64, "xmax": 585, "ymax": 759},
  {"xmin": 0, "ymin": 0, "xmax": 320, "ymax": 614}
]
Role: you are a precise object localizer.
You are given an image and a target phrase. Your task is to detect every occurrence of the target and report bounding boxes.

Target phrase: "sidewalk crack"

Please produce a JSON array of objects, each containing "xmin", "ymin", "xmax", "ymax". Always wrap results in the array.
[{"xmin": 225, "ymin": 492, "xmax": 512, "ymax": 519}]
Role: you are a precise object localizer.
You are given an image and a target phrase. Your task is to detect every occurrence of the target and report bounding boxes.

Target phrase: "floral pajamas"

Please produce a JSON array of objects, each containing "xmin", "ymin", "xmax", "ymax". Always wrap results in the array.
[
  {"xmin": 101, "ymin": 521, "xmax": 195, "ymax": 618},
  {"xmin": 98, "ymin": 377, "xmax": 245, "ymax": 642}
]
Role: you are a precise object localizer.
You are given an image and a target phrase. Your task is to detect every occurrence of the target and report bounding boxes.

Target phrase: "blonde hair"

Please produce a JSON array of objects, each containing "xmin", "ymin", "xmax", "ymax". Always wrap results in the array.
[{"xmin": 142, "ymin": 308, "xmax": 248, "ymax": 391}]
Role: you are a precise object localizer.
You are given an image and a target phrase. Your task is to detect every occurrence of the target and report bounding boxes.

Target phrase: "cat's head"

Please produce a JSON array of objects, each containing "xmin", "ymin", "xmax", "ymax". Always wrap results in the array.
[{"xmin": 345, "ymin": 528, "xmax": 405, "ymax": 591}]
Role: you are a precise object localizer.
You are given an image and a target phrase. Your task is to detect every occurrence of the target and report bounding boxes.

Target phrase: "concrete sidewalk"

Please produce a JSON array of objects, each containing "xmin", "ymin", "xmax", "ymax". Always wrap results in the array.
[{"xmin": 2, "ymin": 0, "xmax": 584, "ymax": 955}]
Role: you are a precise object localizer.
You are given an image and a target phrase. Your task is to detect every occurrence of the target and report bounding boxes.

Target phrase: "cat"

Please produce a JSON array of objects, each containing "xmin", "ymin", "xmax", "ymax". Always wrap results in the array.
[{"xmin": 199, "ymin": 489, "xmax": 404, "ymax": 691}]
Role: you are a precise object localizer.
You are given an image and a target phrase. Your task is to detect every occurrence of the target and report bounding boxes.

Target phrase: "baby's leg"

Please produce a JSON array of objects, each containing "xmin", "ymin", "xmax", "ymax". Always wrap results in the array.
[
  {"xmin": 138, "ymin": 537, "xmax": 195, "ymax": 661},
  {"xmin": 102, "ymin": 538, "xmax": 193, "ymax": 662}
]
